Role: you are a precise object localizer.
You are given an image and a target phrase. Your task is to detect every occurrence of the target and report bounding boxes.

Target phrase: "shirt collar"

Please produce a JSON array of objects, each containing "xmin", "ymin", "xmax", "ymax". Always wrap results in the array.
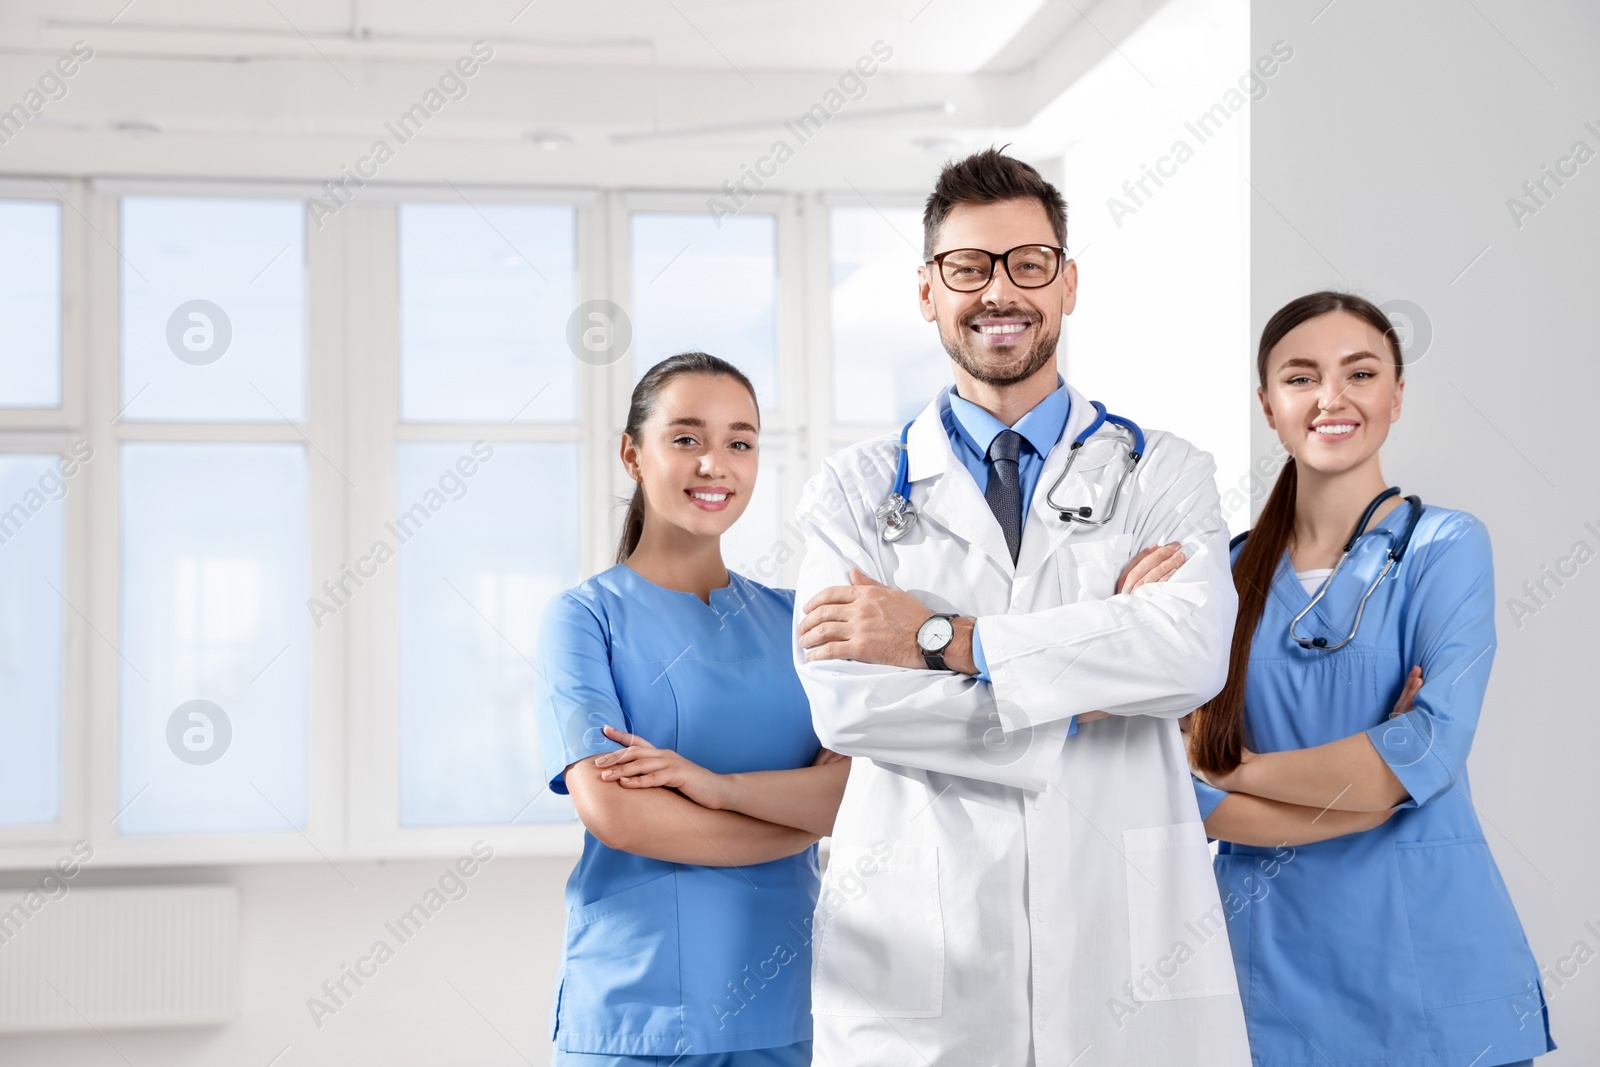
[{"xmin": 943, "ymin": 374, "xmax": 1071, "ymax": 460}]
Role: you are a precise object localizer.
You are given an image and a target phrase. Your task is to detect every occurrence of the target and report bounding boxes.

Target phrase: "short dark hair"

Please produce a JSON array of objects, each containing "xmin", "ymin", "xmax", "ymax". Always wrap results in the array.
[{"xmin": 922, "ymin": 147, "xmax": 1068, "ymax": 261}]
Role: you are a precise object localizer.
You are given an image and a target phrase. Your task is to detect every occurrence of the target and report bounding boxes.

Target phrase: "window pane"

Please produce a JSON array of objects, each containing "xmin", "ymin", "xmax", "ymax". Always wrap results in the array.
[
  {"xmin": 0, "ymin": 200, "xmax": 62, "ymax": 408},
  {"xmin": 396, "ymin": 442, "xmax": 580, "ymax": 826},
  {"xmin": 119, "ymin": 443, "xmax": 309, "ymax": 834},
  {"xmin": 830, "ymin": 205, "xmax": 947, "ymax": 423},
  {"xmin": 631, "ymin": 212, "xmax": 777, "ymax": 407},
  {"xmin": 0, "ymin": 454, "xmax": 66, "ymax": 824},
  {"xmin": 120, "ymin": 198, "xmax": 306, "ymax": 422},
  {"xmin": 399, "ymin": 203, "xmax": 578, "ymax": 422}
]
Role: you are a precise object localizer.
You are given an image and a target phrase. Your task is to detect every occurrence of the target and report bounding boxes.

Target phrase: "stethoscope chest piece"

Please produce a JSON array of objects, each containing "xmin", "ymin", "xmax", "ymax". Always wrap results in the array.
[
  {"xmin": 875, "ymin": 493, "xmax": 917, "ymax": 542},
  {"xmin": 876, "ymin": 420, "xmax": 920, "ymax": 542}
]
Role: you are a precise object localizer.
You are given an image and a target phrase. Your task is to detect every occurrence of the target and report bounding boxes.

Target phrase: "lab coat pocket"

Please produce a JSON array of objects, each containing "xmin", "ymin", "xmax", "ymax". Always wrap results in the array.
[
  {"xmin": 1057, "ymin": 533, "xmax": 1134, "ymax": 603},
  {"xmin": 1122, "ymin": 823, "xmax": 1238, "ymax": 1000},
  {"xmin": 812, "ymin": 843, "xmax": 944, "ymax": 1018}
]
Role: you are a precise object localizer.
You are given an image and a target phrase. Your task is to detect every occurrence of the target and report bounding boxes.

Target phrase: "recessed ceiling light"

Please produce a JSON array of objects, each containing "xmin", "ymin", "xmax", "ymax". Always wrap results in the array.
[
  {"xmin": 911, "ymin": 135, "xmax": 963, "ymax": 154},
  {"xmin": 523, "ymin": 129, "xmax": 573, "ymax": 150}
]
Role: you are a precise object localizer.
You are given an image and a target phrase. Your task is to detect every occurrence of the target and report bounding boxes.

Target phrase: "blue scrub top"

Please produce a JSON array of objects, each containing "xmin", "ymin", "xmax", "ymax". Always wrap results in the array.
[
  {"xmin": 1194, "ymin": 507, "xmax": 1555, "ymax": 1066},
  {"xmin": 536, "ymin": 565, "xmax": 822, "ymax": 1058}
]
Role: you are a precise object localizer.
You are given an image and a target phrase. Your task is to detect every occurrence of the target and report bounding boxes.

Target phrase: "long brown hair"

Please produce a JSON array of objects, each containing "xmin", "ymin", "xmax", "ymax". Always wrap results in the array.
[
  {"xmin": 1187, "ymin": 291, "xmax": 1405, "ymax": 775},
  {"xmin": 615, "ymin": 351, "xmax": 759, "ymax": 565}
]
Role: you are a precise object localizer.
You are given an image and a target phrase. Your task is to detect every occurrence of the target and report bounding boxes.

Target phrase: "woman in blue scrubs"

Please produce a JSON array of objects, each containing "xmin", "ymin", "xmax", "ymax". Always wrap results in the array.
[
  {"xmin": 536, "ymin": 352, "xmax": 850, "ymax": 1066},
  {"xmin": 1187, "ymin": 291, "xmax": 1554, "ymax": 1066}
]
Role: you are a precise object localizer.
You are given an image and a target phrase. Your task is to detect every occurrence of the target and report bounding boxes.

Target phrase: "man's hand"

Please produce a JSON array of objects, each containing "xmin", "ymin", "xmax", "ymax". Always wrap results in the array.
[
  {"xmin": 1116, "ymin": 541, "xmax": 1186, "ymax": 594},
  {"xmin": 799, "ymin": 567, "xmax": 954, "ymax": 670}
]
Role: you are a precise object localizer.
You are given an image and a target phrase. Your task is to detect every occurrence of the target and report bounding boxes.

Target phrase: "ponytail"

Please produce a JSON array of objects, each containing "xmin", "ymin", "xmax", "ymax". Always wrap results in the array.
[
  {"xmin": 1189, "ymin": 458, "xmax": 1296, "ymax": 774},
  {"xmin": 615, "ymin": 482, "xmax": 647, "ymax": 566}
]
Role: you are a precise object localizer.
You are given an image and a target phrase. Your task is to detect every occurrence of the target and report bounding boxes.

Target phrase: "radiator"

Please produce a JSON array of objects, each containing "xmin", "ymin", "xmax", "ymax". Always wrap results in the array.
[{"xmin": 0, "ymin": 885, "xmax": 237, "ymax": 1032}]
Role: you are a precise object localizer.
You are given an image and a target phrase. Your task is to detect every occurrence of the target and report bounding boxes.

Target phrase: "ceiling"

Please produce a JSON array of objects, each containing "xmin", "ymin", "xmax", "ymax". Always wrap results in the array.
[
  {"xmin": 6, "ymin": 0, "xmax": 1083, "ymax": 73},
  {"xmin": 0, "ymin": 0, "xmax": 1160, "ymax": 189}
]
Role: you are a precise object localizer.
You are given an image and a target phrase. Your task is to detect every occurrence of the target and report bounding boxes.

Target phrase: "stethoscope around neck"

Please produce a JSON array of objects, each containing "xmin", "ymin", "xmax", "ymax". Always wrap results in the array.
[
  {"xmin": 874, "ymin": 400, "xmax": 1147, "ymax": 542},
  {"xmin": 1286, "ymin": 485, "xmax": 1425, "ymax": 651}
]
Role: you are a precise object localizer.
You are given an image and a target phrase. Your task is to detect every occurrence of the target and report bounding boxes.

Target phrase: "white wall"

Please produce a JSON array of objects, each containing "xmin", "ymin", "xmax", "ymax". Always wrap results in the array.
[
  {"xmin": 0, "ymin": 855, "xmax": 570, "ymax": 1066},
  {"xmin": 1251, "ymin": 0, "xmax": 1600, "ymax": 1060},
  {"xmin": 1051, "ymin": 0, "xmax": 1253, "ymax": 531}
]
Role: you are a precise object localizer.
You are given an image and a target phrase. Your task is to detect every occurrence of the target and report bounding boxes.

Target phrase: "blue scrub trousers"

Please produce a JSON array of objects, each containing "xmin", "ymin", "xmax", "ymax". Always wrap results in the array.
[{"xmin": 552, "ymin": 1042, "xmax": 811, "ymax": 1066}]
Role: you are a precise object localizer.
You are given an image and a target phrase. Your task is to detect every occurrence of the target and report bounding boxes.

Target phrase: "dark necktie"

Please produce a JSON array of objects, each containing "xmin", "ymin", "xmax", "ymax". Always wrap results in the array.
[{"xmin": 985, "ymin": 429, "xmax": 1024, "ymax": 565}]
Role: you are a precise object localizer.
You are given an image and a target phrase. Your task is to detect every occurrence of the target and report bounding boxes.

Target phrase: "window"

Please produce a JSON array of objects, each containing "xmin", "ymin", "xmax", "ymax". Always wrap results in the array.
[
  {"xmin": 118, "ymin": 443, "xmax": 309, "ymax": 834},
  {"xmin": 119, "ymin": 197, "xmax": 306, "ymax": 422},
  {"xmin": 629, "ymin": 212, "xmax": 779, "ymax": 408},
  {"xmin": 0, "ymin": 453, "xmax": 65, "ymax": 825},
  {"xmin": 829, "ymin": 204, "xmax": 946, "ymax": 425},
  {"xmin": 395, "ymin": 442, "xmax": 579, "ymax": 826},
  {"xmin": 392, "ymin": 200, "xmax": 587, "ymax": 828},
  {"xmin": 0, "ymin": 199, "xmax": 62, "ymax": 408},
  {"xmin": 112, "ymin": 195, "xmax": 313, "ymax": 837},
  {"xmin": 0, "ymin": 181, "xmax": 932, "ymax": 863},
  {"xmin": 0, "ymin": 193, "xmax": 68, "ymax": 835},
  {"xmin": 398, "ymin": 203, "xmax": 578, "ymax": 423}
]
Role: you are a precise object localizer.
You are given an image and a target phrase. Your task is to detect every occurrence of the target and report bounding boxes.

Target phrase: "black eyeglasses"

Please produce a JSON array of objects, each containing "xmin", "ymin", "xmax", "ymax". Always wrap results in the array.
[{"xmin": 926, "ymin": 244, "xmax": 1069, "ymax": 292}]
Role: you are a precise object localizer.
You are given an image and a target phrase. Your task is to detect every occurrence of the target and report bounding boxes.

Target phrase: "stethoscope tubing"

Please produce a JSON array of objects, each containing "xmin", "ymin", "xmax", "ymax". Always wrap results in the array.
[
  {"xmin": 877, "ymin": 401, "xmax": 1146, "ymax": 541},
  {"xmin": 1288, "ymin": 487, "xmax": 1425, "ymax": 651}
]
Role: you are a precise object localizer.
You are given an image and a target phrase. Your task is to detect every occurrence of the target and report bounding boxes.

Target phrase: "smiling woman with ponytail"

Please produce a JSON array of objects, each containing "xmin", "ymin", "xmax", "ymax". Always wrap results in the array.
[
  {"xmin": 534, "ymin": 352, "xmax": 848, "ymax": 1066},
  {"xmin": 1185, "ymin": 291, "xmax": 1553, "ymax": 1066}
]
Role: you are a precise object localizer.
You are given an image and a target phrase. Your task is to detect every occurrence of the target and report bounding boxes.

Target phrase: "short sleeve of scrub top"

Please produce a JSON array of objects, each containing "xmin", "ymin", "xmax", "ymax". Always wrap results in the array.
[
  {"xmin": 537, "ymin": 591, "xmax": 627, "ymax": 793},
  {"xmin": 534, "ymin": 566, "xmax": 822, "ymax": 1058},
  {"xmin": 1192, "ymin": 774, "xmax": 1229, "ymax": 822},
  {"xmin": 1360, "ymin": 515, "xmax": 1497, "ymax": 809}
]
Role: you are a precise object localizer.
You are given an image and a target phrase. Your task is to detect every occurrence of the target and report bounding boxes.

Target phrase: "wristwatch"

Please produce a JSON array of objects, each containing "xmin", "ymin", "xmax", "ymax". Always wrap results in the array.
[{"xmin": 917, "ymin": 613, "xmax": 958, "ymax": 670}]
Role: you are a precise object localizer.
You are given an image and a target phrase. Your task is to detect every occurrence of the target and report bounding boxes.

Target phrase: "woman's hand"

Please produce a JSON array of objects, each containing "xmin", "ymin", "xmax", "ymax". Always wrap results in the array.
[
  {"xmin": 1078, "ymin": 543, "xmax": 1190, "ymax": 725},
  {"xmin": 594, "ymin": 725, "xmax": 728, "ymax": 810},
  {"xmin": 1391, "ymin": 665, "xmax": 1423, "ymax": 717},
  {"xmin": 1192, "ymin": 746, "xmax": 1257, "ymax": 792}
]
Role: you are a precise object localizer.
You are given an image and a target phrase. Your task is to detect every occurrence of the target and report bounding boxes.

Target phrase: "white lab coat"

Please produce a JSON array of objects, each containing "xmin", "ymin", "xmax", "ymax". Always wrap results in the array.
[{"xmin": 792, "ymin": 382, "xmax": 1252, "ymax": 1066}]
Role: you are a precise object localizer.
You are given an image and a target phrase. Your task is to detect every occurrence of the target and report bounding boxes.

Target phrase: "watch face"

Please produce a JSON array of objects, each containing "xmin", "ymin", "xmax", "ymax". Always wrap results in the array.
[{"xmin": 918, "ymin": 614, "xmax": 954, "ymax": 651}]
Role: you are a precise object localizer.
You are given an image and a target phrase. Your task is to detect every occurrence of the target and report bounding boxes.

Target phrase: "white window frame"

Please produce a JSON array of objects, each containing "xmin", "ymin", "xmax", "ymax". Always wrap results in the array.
[
  {"xmin": 0, "ymin": 178, "xmax": 929, "ymax": 870},
  {"xmin": 0, "ymin": 178, "xmax": 89, "ymax": 856}
]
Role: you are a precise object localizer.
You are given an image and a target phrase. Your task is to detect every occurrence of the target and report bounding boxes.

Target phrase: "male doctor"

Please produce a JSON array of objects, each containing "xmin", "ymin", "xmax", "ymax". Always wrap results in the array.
[{"xmin": 792, "ymin": 149, "xmax": 1251, "ymax": 1065}]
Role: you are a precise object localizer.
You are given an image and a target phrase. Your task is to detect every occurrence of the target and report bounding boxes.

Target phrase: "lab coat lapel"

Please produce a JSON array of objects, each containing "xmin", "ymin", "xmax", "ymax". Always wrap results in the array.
[
  {"xmin": 1016, "ymin": 381, "xmax": 1119, "ymax": 581},
  {"xmin": 904, "ymin": 395, "xmax": 1017, "ymax": 575}
]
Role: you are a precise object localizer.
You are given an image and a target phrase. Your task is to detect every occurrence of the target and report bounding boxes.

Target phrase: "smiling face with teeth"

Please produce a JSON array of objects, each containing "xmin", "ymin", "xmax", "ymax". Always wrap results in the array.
[
  {"xmin": 919, "ymin": 198, "xmax": 1077, "ymax": 395},
  {"xmin": 1260, "ymin": 310, "xmax": 1405, "ymax": 477},
  {"xmin": 620, "ymin": 372, "xmax": 760, "ymax": 549}
]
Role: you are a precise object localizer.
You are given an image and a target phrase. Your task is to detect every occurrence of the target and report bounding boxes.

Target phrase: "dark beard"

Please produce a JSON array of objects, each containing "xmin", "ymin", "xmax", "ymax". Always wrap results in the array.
[{"xmin": 939, "ymin": 310, "xmax": 1060, "ymax": 387}]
